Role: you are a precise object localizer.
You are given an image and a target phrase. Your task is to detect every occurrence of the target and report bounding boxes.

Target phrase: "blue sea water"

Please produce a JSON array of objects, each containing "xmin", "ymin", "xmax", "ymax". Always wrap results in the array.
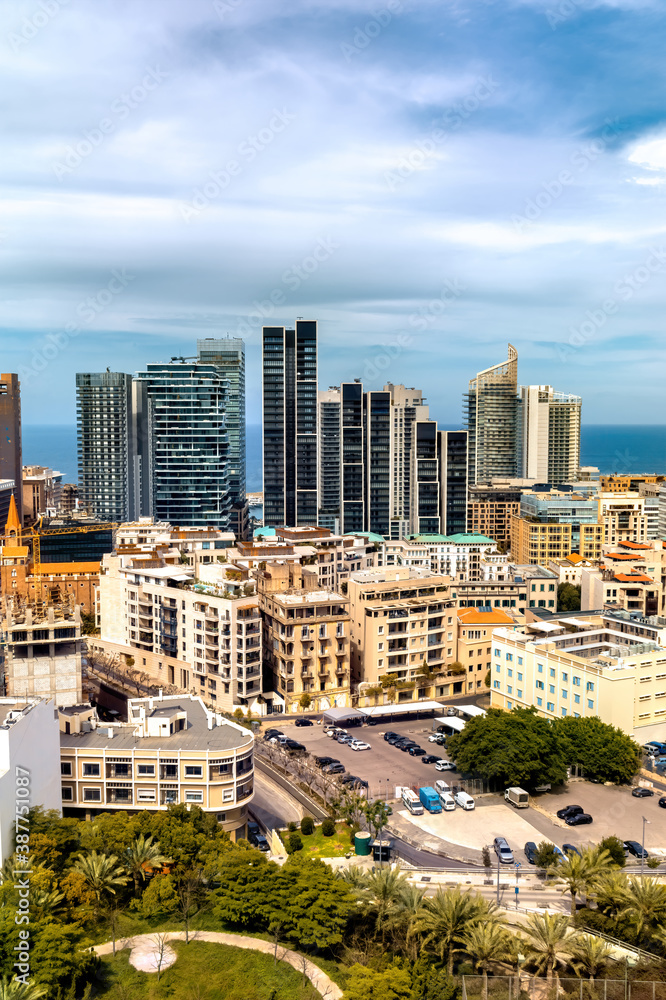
[{"xmin": 21, "ymin": 423, "xmax": 666, "ymax": 490}]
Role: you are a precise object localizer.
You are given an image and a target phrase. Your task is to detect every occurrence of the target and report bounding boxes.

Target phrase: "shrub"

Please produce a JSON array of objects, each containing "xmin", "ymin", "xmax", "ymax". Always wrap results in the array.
[
  {"xmin": 300, "ymin": 816, "xmax": 315, "ymax": 836},
  {"xmin": 598, "ymin": 835, "xmax": 626, "ymax": 868},
  {"xmin": 321, "ymin": 818, "xmax": 336, "ymax": 837},
  {"xmin": 287, "ymin": 821, "xmax": 297, "ymax": 833},
  {"xmin": 287, "ymin": 832, "xmax": 303, "ymax": 853}
]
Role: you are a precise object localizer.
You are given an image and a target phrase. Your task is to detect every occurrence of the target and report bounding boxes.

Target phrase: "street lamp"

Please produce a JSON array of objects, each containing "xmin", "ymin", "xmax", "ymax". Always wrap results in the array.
[
  {"xmin": 496, "ymin": 847, "xmax": 501, "ymax": 905},
  {"xmin": 515, "ymin": 861, "xmax": 521, "ymax": 909},
  {"xmin": 641, "ymin": 816, "xmax": 650, "ymax": 877}
]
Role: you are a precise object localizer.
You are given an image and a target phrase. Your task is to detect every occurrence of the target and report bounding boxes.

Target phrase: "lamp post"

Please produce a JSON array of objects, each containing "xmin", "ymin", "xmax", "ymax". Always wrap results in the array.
[
  {"xmin": 515, "ymin": 861, "xmax": 521, "ymax": 909},
  {"xmin": 641, "ymin": 816, "xmax": 650, "ymax": 877},
  {"xmin": 496, "ymin": 847, "xmax": 501, "ymax": 905}
]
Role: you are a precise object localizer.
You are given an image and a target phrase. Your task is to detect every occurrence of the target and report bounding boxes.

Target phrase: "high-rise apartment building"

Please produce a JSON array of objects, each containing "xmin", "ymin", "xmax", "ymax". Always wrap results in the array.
[
  {"xmin": 439, "ymin": 430, "xmax": 468, "ymax": 536},
  {"xmin": 135, "ymin": 361, "xmax": 231, "ymax": 529},
  {"xmin": 465, "ymin": 345, "xmax": 519, "ymax": 485},
  {"xmin": 410, "ymin": 420, "xmax": 442, "ymax": 535},
  {"xmin": 0, "ymin": 374, "xmax": 22, "ymax": 523},
  {"xmin": 262, "ymin": 320, "xmax": 318, "ymax": 528},
  {"xmin": 76, "ymin": 372, "xmax": 152, "ymax": 523},
  {"xmin": 196, "ymin": 338, "xmax": 248, "ymax": 538},
  {"xmin": 519, "ymin": 385, "xmax": 581, "ymax": 482},
  {"xmin": 317, "ymin": 387, "xmax": 342, "ymax": 533}
]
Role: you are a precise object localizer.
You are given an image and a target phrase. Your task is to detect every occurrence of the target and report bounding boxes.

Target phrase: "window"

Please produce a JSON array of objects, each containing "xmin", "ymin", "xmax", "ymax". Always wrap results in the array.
[
  {"xmin": 137, "ymin": 789, "xmax": 156, "ymax": 802},
  {"xmin": 223, "ymin": 788, "xmax": 234, "ymax": 802},
  {"xmin": 536, "ymin": 680, "xmax": 544, "ymax": 690},
  {"xmin": 536, "ymin": 697, "xmax": 542, "ymax": 707},
  {"xmin": 494, "ymin": 648, "xmax": 500, "ymax": 657},
  {"xmin": 185, "ymin": 791, "xmax": 204, "ymax": 803},
  {"xmin": 83, "ymin": 788, "xmax": 101, "ymax": 802},
  {"xmin": 61, "ymin": 761, "xmax": 72, "ymax": 776},
  {"xmin": 507, "ymin": 668, "xmax": 513, "ymax": 678},
  {"xmin": 587, "ymin": 699, "xmax": 594, "ymax": 709},
  {"xmin": 549, "ymin": 668, "xmax": 555, "ymax": 678},
  {"xmin": 506, "ymin": 701, "xmax": 512, "ymax": 710},
  {"xmin": 61, "ymin": 787, "xmax": 73, "ymax": 801},
  {"xmin": 561, "ymin": 708, "xmax": 567, "ymax": 717},
  {"xmin": 562, "ymin": 672, "xmax": 568, "ymax": 682},
  {"xmin": 495, "ymin": 664, "xmax": 500, "ymax": 673},
  {"xmin": 493, "ymin": 680, "xmax": 500, "ymax": 689},
  {"xmin": 574, "ymin": 694, "xmax": 580, "ymax": 704},
  {"xmin": 586, "ymin": 681, "xmax": 594, "ymax": 692},
  {"xmin": 517, "ymin": 672, "xmax": 523, "ymax": 682},
  {"xmin": 537, "ymin": 663, "xmax": 543, "ymax": 673},
  {"xmin": 549, "ymin": 685, "xmax": 555, "ymax": 694},
  {"xmin": 547, "ymin": 702, "xmax": 555, "ymax": 712},
  {"xmin": 184, "ymin": 765, "xmax": 203, "ymax": 777},
  {"xmin": 518, "ymin": 656, "xmax": 523, "ymax": 666},
  {"xmin": 83, "ymin": 763, "xmax": 100, "ymax": 777},
  {"xmin": 506, "ymin": 653, "xmax": 513, "ymax": 661},
  {"xmin": 572, "ymin": 676, "xmax": 581, "ymax": 687},
  {"xmin": 517, "ymin": 689, "xmax": 522, "ymax": 699},
  {"xmin": 562, "ymin": 689, "xmax": 568, "ymax": 699},
  {"xmin": 507, "ymin": 685, "xmax": 512, "ymax": 695},
  {"xmin": 137, "ymin": 764, "xmax": 155, "ymax": 776}
]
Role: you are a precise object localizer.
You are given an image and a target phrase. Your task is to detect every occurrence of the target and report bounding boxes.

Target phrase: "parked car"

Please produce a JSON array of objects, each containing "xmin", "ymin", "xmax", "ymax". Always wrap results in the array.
[
  {"xmin": 314, "ymin": 756, "xmax": 337, "ymax": 768},
  {"xmin": 322, "ymin": 762, "xmax": 345, "ymax": 774},
  {"xmin": 659, "ymin": 797, "xmax": 666, "ymax": 809},
  {"xmin": 409, "ymin": 746, "xmax": 426, "ymax": 756},
  {"xmin": 326, "ymin": 728, "xmax": 347, "ymax": 739},
  {"xmin": 295, "ymin": 718, "xmax": 314, "ymax": 727},
  {"xmin": 562, "ymin": 843, "xmax": 581, "ymax": 857},
  {"xmin": 337, "ymin": 734, "xmax": 354, "ymax": 744},
  {"xmin": 493, "ymin": 836, "xmax": 514, "ymax": 864},
  {"xmin": 340, "ymin": 774, "xmax": 368, "ymax": 789},
  {"xmin": 283, "ymin": 740, "xmax": 306, "ymax": 752},
  {"xmin": 270, "ymin": 734, "xmax": 290, "ymax": 745},
  {"xmin": 435, "ymin": 759, "xmax": 456, "ymax": 771},
  {"xmin": 632, "ymin": 787, "xmax": 655, "ymax": 798},
  {"xmin": 384, "ymin": 731, "xmax": 400, "ymax": 742},
  {"xmin": 253, "ymin": 833, "xmax": 270, "ymax": 852},
  {"xmin": 428, "ymin": 733, "xmax": 447, "ymax": 744},
  {"xmin": 350, "ymin": 740, "xmax": 371, "ymax": 751},
  {"xmin": 400, "ymin": 742, "xmax": 417, "ymax": 752},
  {"xmin": 264, "ymin": 730, "xmax": 284, "ymax": 741},
  {"xmin": 524, "ymin": 841, "xmax": 538, "ymax": 865},
  {"xmin": 422, "ymin": 754, "xmax": 441, "ymax": 764},
  {"xmin": 624, "ymin": 840, "xmax": 649, "ymax": 859},
  {"xmin": 247, "ymin": 821, "xmax": 261, "ymax": 839},
  {"xmin": 565, "ymin": 812, "xmax": 593, "ymax": 826},
  {"xmin": 556, "ymin": 804, "xmax": 583, "ymax": 820}
]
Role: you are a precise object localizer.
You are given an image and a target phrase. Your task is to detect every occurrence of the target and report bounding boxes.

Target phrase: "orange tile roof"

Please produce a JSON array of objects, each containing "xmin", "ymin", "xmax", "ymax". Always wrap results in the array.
[
  {"xmin": 605, "ymin": 552, "xmax": 643, "ymax": 561},
  {"xmin": 457, "ymin": 608, "xmax": 515, "ymax": 625},
  {"xmin": 613, "ymin": 573, "xmax": 653, "ymax": 583},
  {"xmin": 565, "ymin": 553, "xmax": 585, "ymax": 564},
  {"xmin": 619, "ymin": 541, "xmax": 651, "ymax": 550}
]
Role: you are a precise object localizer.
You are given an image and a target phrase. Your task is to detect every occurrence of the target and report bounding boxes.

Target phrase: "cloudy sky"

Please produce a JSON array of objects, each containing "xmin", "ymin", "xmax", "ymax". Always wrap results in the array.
[{"xmin": 2, "ymin": 0, "xmax": 665, "ymax": 428}]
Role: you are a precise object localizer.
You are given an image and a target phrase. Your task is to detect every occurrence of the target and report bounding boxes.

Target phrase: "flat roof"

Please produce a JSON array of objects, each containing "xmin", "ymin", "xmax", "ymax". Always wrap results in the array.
[
  {"xmin": 434, "ymin": 716, "xmax": 465, "ymax": 731},
  {"xmin": 322, "ymin": 707, "xmax": 365, "ymax": 722},
  {"xmin": 451, "ymin": 704, "xmax": 486, "ymax": 718},
  {"xmin": 363, "ymin": 700, "xmax": 442, "ymax": 717}
]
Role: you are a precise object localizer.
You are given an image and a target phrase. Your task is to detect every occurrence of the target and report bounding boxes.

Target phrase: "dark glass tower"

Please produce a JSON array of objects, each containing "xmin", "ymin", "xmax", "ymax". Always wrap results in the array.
[
  {"xmin": 262, "ymin": 320, "xmax": 318, "ymax": 527},
  {"xmin": 440, "ymin": 430, "xmax": 468, "ymax": 535}
]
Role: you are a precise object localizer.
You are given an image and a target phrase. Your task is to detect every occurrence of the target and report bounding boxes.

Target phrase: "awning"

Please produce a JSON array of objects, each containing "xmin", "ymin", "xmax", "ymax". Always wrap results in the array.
[
  {"xmin": 434, "ymin": 716, "xmax": 466, "ymax": 731},
  {"xmin": 321, "ymin": 707, "xmax": 366, "ymax": 723},
  {"xmin": 450, "ymin": 704, "xmax": 486, "ymax": 719},
  {"xmin": 362, "ymin": 700, "xmax": 443, "ymax": 718}
]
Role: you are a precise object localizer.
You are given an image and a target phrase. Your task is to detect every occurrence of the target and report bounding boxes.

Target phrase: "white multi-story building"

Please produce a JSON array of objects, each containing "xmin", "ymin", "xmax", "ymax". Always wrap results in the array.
[
  {"xmin": 0, "ymin": 698, "xmax": 61, "ymax": 863},
  {"xmin": 383, "ymin": 533, "xmax": 507, "ymax": 582}
]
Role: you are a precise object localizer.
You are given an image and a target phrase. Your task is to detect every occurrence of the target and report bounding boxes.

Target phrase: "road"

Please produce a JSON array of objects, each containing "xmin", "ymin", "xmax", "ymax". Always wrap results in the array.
[{"xmin": 251, "ymin": 770, "xmax": 304, "ymax": 829}]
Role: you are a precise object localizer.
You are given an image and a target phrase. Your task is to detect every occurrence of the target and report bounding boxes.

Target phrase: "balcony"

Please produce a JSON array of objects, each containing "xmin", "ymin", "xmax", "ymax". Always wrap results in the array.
[
  {"xmin": 106, "ymin": 786, "xmax": 133, "ymax": 804},
  {"xmin": 106, "ymin": 765, "xmax": 132, "ymax": 779},
  {"xmin": 160, "ymin": 788, "xmax": 178, "ymax": 805}
]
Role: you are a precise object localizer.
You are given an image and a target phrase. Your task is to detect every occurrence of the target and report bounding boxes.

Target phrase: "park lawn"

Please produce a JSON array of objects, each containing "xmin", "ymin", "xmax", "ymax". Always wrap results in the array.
[
  {"xmin": 97, "ymin": 940, "xmax": 320, "ymax": 999},
  {"xmin": 283, "ymin": 822, "xmax": 354, "ymax": 859}
]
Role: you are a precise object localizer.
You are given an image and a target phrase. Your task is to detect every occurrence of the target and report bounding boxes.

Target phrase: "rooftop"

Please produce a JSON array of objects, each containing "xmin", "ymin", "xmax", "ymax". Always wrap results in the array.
[{"xmin": 457, "ymin": 607, "xmax": 515, "ymax": 625}]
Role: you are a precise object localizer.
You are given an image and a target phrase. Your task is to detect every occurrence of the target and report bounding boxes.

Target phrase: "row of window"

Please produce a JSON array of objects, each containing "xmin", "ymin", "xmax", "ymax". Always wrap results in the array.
[{"xmin": 62, "ymin": 761, "xmax": 207, "ymax": 778}]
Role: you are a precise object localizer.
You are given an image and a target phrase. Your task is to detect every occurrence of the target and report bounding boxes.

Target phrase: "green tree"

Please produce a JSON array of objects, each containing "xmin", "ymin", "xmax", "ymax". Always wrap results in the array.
[
  {"xmin": 132, "ymin": 873, "xmax": 179, "ymax": 920},
  {"xmin": 70, "ymin": 852, "xmax": 129, "ymax": 918},
  {"xmin": 549, "ymin": 847, "xmax": 612, "ymax": 914},
  {"xmin": 360, "ymin": 867, "xmax": 412, "ymax": 945},
  {"xmin": 30, "ymin": 922, "xmax": 98, "ymax": 997},
  {"xmin": 556, "ymin": 715, "xmax": 640, "ymax": 784},
  {"xmin": 124, "ymin": 834, "xmax": 171, "ymax": 895},
  {"xmin": 300, "ymin": 816, "xmax": 314, "ymax": 836},
  {"xmin": 298, "ymin": 692, "xmax": 312, "ymax": 709},
  {"xmin": 622, "ymin": 876, "xmax": 666, "ymax": 943},
  {"xmin": 569, "ymin": 933, "xmax": 613, "ymax": 983},
  {"xmin": 287, "ymin": 832, "xmax": 303, "ymax": 853},
  {"xmin": 344, "ymin": 962, "xmax": 412, "ymax": 1000},
  {"xmin": 522, "ymin": 912, "xmax": 572, "ymax": 990},
  {"xmin": 590, "ymin": 870, "xmax": 631, "ymax": 923},
  {"xmin": 173, "ymin": 866, "xmax": 207, "ymax": 944},
  {"xmin": 277, "ymin": 854, "xmax": 355, "ymax": 950},
  {"xmin": 409, "ymin": 886, "xmax": 495, "ymax": 974},
  {"xmin": 409, "ymin": 955, "xmax": 458, "ymax": 1000},
  {"xmin": 447, "ymin": 707, "xmax": 567, "ymax": 790},
  {"xmin": 458, "ymin": 921, "xmax": 513, "ymax": 1000},
  {"xmin": 557, "ymin": 583, "xmax": 581, "ymax": 612},
  {"xmin": 0, "ymin": 979, "xmax": 47, "ymax": 1000},
  {"xmin": 598, "ymin": 836, "xmax": 626, "ymax": 868},
  {"xmin": 80, "ymin": 611, "xmax": 99, "ymax": 635},
  {"xmin": 364, "ymin": 799, "xmax": 391, "ymax": 845},
  {"xmin": 212, "ymin": 850, "xmax": 279, "ymax": 928}
]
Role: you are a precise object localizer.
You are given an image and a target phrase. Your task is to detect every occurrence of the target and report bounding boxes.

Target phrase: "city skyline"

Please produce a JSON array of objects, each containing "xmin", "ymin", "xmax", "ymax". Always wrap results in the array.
[{"xmin": 2, "ymin": 1, "xmax": 665, "ymax": 427}]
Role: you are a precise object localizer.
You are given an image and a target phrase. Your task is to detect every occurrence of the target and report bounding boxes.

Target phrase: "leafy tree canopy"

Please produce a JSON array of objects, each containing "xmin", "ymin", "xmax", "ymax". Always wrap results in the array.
[
  {"xmin": 557, "ymin": 716, "xmax": 640, "ymax": 784},
  {"xmin": 557, "ymin": 583, "xmax": 581, "ymax": 612}
]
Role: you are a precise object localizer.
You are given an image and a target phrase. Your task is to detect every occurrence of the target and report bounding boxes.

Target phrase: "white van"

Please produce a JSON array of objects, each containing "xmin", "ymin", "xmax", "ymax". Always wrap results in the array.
[
  {"xmin": 401, "ymin": 788, "xmax": 424, "ymax": 815},
  {"xmin": 434, "ymin": 779, "xmax": 450, "ymax": 796},
  {"xmin": 440, "ymin": 792, "xmax": 456, "ymax": 811},
  {"xmin": 454, "ymin": 790, "xmax": 475, "ymax": 810}
]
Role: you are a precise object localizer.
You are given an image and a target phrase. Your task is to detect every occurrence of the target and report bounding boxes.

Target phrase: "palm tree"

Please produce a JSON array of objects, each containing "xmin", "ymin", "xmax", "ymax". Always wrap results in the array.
[
  {"xmin": 125, "ymin": 834, "xmax": 171, "ymax": 895},
  {"xmin": 459, "ymin": 920, "xmax": 513, "ymax": 1000},
  {"xmin": 623, "ymin": 876, "xmax": 666, "ymax": 943},
  {"xmin": 71, "ymin": 851, "xmax": 129, "ymax": 917},
  {"xmin": 0, "ymin": 978, "xmax": 47, "ymax": 1000},
  {"xmin": 337, "ymin": 866, "xmax": 370, "ymax": 891},
  {"xmin": 410, "ymin": 886, "xmax": 495, "ymax": 974},
  {"xmin": 549, "ymin": 847, "xmax": 612, "ymax": 914},
  {"xmin": 591, "ymin": 870, "xmax": 631, "ymax": 922},
  {"xmin": 569, "ymin": 934, "xmax": 613, "ymax": 984},
  {"xmin": 363, "ymin": 867, "xmax": 412, "ymax": 944},
  {"xmin": 522, "ymin": 912, "xmax": 572, "ymax": 990},
  {"xmin": 394, "ymin": 882, "xmax": 426, "ymax": 960}
]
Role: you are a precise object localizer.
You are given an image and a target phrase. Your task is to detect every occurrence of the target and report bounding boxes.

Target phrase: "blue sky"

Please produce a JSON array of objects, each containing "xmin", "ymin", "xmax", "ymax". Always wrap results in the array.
[{"xmin": 2, "ymin": 0, "xmax": 665, "ymax": 427}]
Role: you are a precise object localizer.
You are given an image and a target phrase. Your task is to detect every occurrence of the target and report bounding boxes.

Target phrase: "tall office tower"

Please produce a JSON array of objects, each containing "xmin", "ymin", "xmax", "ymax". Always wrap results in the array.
[
  {"xmin": 262, "ymin": 320, "xmax": 317, "ymax": 528},
  {"xmin": 410, "ymin": 420, "xmax": 442, "ymax": 535},
  {"xmin": 197, "ymin": 337, "xmax": 248, "ymax": 539},
  {"xmin": 440, "ymin": 429, "xmax": 468, "ymax": 535},
  {"xmin": 76, "ymin": 372, "xmax": 152, "ymax": 523},
  {"xmin": 519, "ymin": 384, "xmax": 581, "ymax": 483},
  {"xmin": 317, "ymin": 387, "xmax": 341, "ymax": 533},
  {"xmin": 365, "ymin": 389, "xmax": 392, "ymax": 536},
  {"xmin": 0, "ymin": 374, "xmax": 22, "ymax": 523},
  {"xmin": 465, "ymin": 344, "xmax": 519, "ymax": 485},
  {"xmin": 385, "ymin": 384, "xmax": 429, "ymax": 538},
  {"xmin": 136, "ymin": 361, "xmax": 231, "ymax": 528}
]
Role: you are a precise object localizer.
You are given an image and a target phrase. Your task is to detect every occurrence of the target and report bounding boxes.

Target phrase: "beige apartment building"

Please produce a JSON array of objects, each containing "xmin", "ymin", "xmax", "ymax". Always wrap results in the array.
[
  {"xmin": 489, "ymin": 613, "xmax": 666, "ymax": 741},
  {"xmin": 580, "ymin": 540, "xmax": 664, "ymax": 617},
  {"xmin": 466, "ymin": 485, "xmax": 521, "ymax": 547},
  {"xmin": 346, "ymin": 567, "xmax": 455, "ymax": 702},
  {"xmin": 59, "ymin": 694, "xmax": 253, "ymax": 840},
  {"xmin": 510, "ymin": 515, "xmax": 603, "ymax": 565},
  {"xmin": 599, "ymin": 475, "xmax": 664, "ymax": 493},
  {"xmin": 597, "ymin": 493, "xmax": 649, "ymax": 546},
  {"xmin": 258, "ymin": 562, "xmax": 351, "ymax": 713},
  {"xmin": 457, "ymin": 607, "xmax": 518, "ymax": 694}
]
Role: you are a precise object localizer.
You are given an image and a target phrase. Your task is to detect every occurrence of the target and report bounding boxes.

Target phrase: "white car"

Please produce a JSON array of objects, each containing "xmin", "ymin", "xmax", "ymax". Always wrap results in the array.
[
  {"xmin": 428, "ymin": 734, "xmax": 446, "ymax": 743},
  {"xmin": 435, "ymin": 759, "xmax": 456, "ymax": 771},
  {"xmin": 350, "ymin": 740, "xmax": 371, "ymax": 751},
  {"xmin": 325, "ymin": 728, "xmax": 346, "ymax": 738}
]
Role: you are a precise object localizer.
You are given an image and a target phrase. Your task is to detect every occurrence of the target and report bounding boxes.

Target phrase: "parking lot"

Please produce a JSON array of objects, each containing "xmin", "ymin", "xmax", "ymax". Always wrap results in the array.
[{"xmin": 262, "ymin": 717, "xmax": 666, "ymax": 865}]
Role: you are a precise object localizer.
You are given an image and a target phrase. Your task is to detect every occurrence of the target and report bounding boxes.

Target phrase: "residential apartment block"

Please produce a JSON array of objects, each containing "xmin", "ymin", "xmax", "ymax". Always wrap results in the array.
[
  {"xmin": 597, "ymin": 493, "xmax": 649, "ymax": 546},
  {"xmin": 580, "ymin": 540, "xmax": 664, "ymax": 618},
  {"xmin": 465, "ymin": 344, "xmax": 520, "ymax": 485},
  {"xmin": 59, "ymin": 694, "xmax": 253, "ymax": 840},
  {"xmin": 383, "ymin": 533, "xmax": 506, "ymax": 582},
  {"xmin": 1, "ymin": 597, "xmax": 84, "ymax": 707},
  {"xmin": 489, "ymin": 613, "xmax": 666, "ymax": 742},
  {"xmin": 510, "ymin": 514, "xmax": 602, "ymax": 564},
  {"xmin": 457, "ymin": 607, "xmax": 518, "ymax": 694},
  {"xmin": 519, "ymin": 384, "xmax": 581, "ymax": 483},
  {"xmin": 466, "ymin": 484, "xmax": 522, "ymax": 547}
]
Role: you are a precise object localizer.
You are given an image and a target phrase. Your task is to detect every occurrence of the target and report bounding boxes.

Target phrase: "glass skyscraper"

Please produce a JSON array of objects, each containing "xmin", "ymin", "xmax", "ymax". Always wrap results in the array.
[{"xmin": 465, "ymin": 344, "xmax": 520, "ymax": 485}]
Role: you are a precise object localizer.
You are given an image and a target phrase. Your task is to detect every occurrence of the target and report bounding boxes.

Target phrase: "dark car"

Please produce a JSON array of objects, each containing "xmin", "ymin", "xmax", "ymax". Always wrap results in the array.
[
  {"xmin": 295, "ymin": 718, "xmax": 314, "ymax": 727},
  {"xmin": 409, "ymin": 746, "xmax": 426, "ymax": 756},
  {"xmin": 283, "ymin": 740, "xmax": 306, "ymax": 752},
  {"xmin": 314, "ymin": 756, "xmax": 336, "ymax": 768},
  {"xmin": 384, "ymin": 731, "xmax": 400, "ymax": 742},
  {"xmin": 264, "ymin": 729, "xmax": 284, "ymax": 741},
  {"xmin": 565, "ymin": 812, "xmax": 593, "ymax": 826},
  {"xmin": 340, "ymin": 774, "xmax": 368, "ymax": 789},
  {"xmin": 400, "ymin": 742, "xmax": 417, "ymax": 752},
  {"xmin": 253, "ymin": 833, "xmax": 270, "ymax": 852},
  {"xmin": 422, "ymin": 754, "xmax": 441, "ymax": 764},
  {"xmin": 556, "ymin": 804, "xmax": 583, "ymax": 820},
  {"xmin": 659, "ymin": 797, "xmax": 666, "ymax": 808},
  {"xmin": 247, "ymin": 821, "xmax": 260, "ymax": 839},
  {"xmin": 632, "ymin": 787, "xmax": 654, "ymax": 798},
  {"xmin": 562, "ymin": 844, "xmax": 581, "ymax": 857},
  {"xmin": 624, "ymin": 840, "xmax": 649, "ymax": 859},
  {"xmin": 524, "ymin": 841, "xmax": 538, "ymax": 864},
  {"xmin": 386, "ymin": 736, "xmax": 403, "ymax": 745},
  {"xmin": 322, "ymin": 762, "xmax": 345, "ymax": 775}
]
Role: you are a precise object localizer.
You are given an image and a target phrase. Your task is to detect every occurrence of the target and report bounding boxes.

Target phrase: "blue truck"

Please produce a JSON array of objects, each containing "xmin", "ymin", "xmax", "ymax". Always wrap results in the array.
[{"xmin": 419, "ymin": 786, "xmax": 442, "ymax": 814}]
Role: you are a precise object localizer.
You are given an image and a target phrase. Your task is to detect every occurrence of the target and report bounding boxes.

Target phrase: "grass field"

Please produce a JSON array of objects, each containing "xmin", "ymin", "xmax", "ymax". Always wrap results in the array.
[
  {"xmin": 97, "ymin": 940, "xmax": 321, "ymax": 999},
  {"xmin": 282, "ymin": 822, "xmax": 354, "ymax": 859}
]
